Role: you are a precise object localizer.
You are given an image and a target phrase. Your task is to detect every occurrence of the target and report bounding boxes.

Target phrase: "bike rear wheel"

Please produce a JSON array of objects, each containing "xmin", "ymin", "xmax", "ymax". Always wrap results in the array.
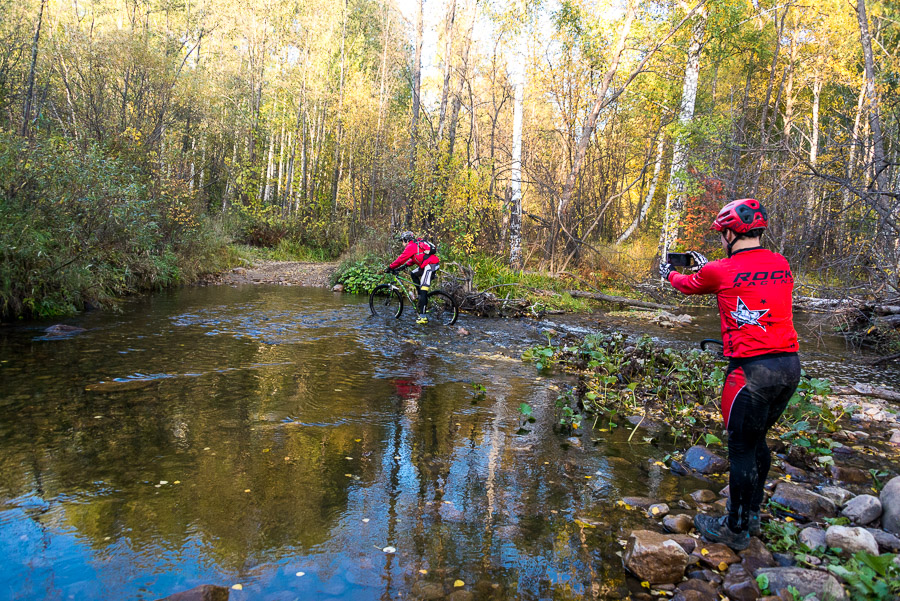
[
  {"xmin": 369, "ymin": 284, "xmax": 404, "ymax": 318},
  {"xmin": 427, "ymin": 290, "xmax": 458, "ymax": 326}
]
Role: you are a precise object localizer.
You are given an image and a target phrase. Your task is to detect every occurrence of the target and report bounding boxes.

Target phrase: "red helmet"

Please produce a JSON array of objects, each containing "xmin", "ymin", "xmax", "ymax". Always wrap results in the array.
[{"xmin": 711, "ymin": 198, "xmax": 768, "ymax": 233}]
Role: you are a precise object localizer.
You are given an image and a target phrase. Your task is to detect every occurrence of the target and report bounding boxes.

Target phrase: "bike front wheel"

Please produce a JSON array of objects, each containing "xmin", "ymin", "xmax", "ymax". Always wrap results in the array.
[
  {"xmin": 427, "ymin": 290, "xmax": 459, "ymax": 326},
  {"xmin": 369, "ymin": 284, "xmax": 404, "ymax": 318}
]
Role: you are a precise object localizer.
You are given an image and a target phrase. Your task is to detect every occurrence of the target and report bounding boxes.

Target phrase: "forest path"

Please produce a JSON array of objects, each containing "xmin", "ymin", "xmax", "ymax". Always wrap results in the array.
[{"xmin": 204, "ymin": 260, "xmax": 339, "ymax": 288}]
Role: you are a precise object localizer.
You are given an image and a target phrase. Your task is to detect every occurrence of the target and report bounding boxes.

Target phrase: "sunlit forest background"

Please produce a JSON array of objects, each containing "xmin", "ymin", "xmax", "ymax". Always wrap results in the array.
[{"xmin": 1, "ymin": 0, "xmax": 897, "ymax": 317}]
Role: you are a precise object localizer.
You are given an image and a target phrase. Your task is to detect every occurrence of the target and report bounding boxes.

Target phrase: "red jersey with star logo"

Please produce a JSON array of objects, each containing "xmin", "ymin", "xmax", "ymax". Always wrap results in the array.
[{"xmin": 667, "ymin": 247, "xmax": 799, "ymax": 358}]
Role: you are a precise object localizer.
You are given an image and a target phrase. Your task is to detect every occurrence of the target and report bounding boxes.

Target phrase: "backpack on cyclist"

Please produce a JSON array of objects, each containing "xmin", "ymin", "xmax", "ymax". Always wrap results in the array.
[{"xmin": 416, "ymin": 238, "xmax": 437, "ymax": 258}]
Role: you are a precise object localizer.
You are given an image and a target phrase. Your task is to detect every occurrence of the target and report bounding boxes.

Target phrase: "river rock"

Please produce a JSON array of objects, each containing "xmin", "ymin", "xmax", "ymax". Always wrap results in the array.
[
  {"xmin": 818, "ymin": 486, "xmax": 853, "ymax": 508},
  {"xmin": 799, "ymin": 527, "xmax": 827, "ymax": 550},
  {"xmin": 693, "ymin": 542, "xmax": 740, "ymax": 570},
  {"xmin": 684, "ymin": 446, "xmax": 729, "ymax": 474},
  {"xmin": 738, "ymin": 537, "xmax": 774, "ymax": 572},
  {"xmin": 663, "ymin": 514, "xmax": 694, "ymax": 534},
  {"xmin": 446, "ymin": 591, "xmax": 474, "ymax": 601},
  {"xmin": 771, "ymin": 482, "xmax": 836, "ymax": 519},
  {"xmin": 622, "ymin": 496, "xmax": 658, "ymax": 509},
  {"xmin": 781, "ymin": 462, "xmax": 809, "ymax": 481},
  {"xmin": 880, "ymin": 476, "xmax": 900, "ymax": 535},
  {"xmin": 332, "ymin": 284, "xmax": 344, "ymax": 292},
  {"xmin": 890, "ymin": 430, "xmax": 900, "ymax": 446},
  {"xmin": 690, "ymin": 490, "xmax": 717, "ymax": 503},
  {"xmin": 648, "ymin": 503, "xmax": 670, "ymax": 518},
  {"xmin": 723, "ymin": 564, "xmax": 759, "ymax": 601},
  {"xmin": 155, "ymin": 585, "xmax": 229, "ymax": 601},
  {"xmin": 830, "ymin": 465, "xmax": 870, "ymax": 484},
  {"xmin": 44, "ymin": 324, "xmax": 87, "ymax": 336},
  {"xmin": 865, "ymin": 527, "xmax": 900, "ymax": 552},
  {"xmin": 825, "ymin": 525, "xmax": 879, "ymax": 556},
  {"xmin": 410, "ymin": 581, "xmax": 445, "ymax": 600},
  {"xmin": 669, "ymin": 534, "xmax": 698, "ymax": 554},
  {"xmin": 754, "ymin": 567, "xmax": 846, "ymax": 601},
  {"xmin": 841, "ymin": 494, "xmax": 882, "ymax": 525},
  {"xmin": 773, "ymin": 553, "xmax": 798, "ymax": 567},
  {"xmin": 676, "ymin": 579, "xmax": 718, "ymax": 601},
  {"xmin": 623, "ymin": 530, "xmax": 690, "ymax": 584}
]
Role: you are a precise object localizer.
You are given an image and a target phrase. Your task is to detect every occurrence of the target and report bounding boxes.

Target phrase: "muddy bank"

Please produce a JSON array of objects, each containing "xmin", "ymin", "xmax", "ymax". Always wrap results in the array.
[{"xmin": 199, "ymin": 260, "xmax": 339, "ymax": 287}]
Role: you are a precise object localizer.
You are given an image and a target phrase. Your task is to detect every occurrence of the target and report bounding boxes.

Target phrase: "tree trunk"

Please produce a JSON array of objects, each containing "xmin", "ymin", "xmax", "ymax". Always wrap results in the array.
[
  {"xmin": 509, "ymin": 37, "xmax": 525, "ymax": 270},
  {"xmin": 618, "ymin": 135, "xmax": 665, "ymax": 245},
  {"xmin": 856, "ymin": 0, "xmax": 897, "ymax": 288},
  {"xmin": 331, "ymin": 0, "xmax": 347, "ymax": 209},
  {"xmin": 554, "ymin": 1, "xmax": 637, "ymax": 263},
  {"xmin": 806, "ymin": 72, "xmax": 821, "ymax": 212},
  {"xmin": 658, "ymin": 8, "xmax": 708, "ymax": 261},
  {"xmin": 447, "ymin": 0, "xmax": 477, "ymax": 157},
  {"xmin": 22, "ymin": 0, "xmax": 47, "ymax": 137},
  {"xmin": 436, "ymin": 0, "xmax": 457, "ymax": 142}
]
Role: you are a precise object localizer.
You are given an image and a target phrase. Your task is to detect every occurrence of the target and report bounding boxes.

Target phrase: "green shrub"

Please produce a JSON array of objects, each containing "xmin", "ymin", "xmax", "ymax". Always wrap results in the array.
[
  {"xmin": 0, "ymin": 132, "xmax": 230, "ymax": 318},
  {"xmin": 333, "ymin": 256, "xmax": 385, "ymax": 294}
]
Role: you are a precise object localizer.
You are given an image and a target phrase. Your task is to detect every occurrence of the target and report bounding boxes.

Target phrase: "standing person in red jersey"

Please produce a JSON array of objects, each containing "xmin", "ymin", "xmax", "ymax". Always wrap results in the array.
[
  {"xmin": 385, "ymin": 231, "xmax": 440, "ymax": 324},
  {"xmin": 660, "ymin": 198, "xmax": 801, "ymax": 550}
]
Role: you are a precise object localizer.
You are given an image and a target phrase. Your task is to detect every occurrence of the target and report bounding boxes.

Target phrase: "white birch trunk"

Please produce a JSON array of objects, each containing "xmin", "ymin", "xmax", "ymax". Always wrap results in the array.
[
  {"xmin": 508, "ymin": 41, "xmax": 525, "ymax": 270},
  {"xmin": 659, "ymin": 8, "xmax": 708, "ymax": 260},
  {"xmin": 618, "ymin": 136, "xmax": 665, "ymax": 245}
]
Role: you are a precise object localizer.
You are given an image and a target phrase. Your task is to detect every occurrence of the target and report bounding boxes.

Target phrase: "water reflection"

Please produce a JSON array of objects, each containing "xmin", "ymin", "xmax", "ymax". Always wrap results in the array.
[{"xmin": 0, "ymin": 285, "xmax": 893, "ymax": 600}]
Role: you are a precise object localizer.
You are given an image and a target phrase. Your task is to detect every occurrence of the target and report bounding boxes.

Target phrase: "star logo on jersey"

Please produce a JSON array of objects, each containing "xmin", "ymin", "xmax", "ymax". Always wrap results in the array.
[{"xmin": 731, "ymin": 297, "xmax": 769, "ymax": 330}]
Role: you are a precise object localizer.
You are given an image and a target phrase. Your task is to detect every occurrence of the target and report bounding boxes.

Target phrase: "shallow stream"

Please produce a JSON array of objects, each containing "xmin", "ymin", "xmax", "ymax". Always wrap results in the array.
[{"xmin": 0, "ymin": 285, "xmax": 897, "ymax": 600}]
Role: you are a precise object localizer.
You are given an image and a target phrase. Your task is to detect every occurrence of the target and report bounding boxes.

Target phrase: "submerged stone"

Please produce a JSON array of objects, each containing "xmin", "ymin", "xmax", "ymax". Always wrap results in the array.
[{"xmin": 154, "ymin": 585, "xmax": 229, "ymax": 601}]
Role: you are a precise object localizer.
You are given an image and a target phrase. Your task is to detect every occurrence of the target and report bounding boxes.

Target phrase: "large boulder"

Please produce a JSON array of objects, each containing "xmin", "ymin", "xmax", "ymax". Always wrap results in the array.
[
  {"xmin": 623, "ymin": 530, "xmax": 690, "ymax": 584},
  {"xmin": 771, "ymin": 482, "xmax": 836, "ymax": 519},
  {"xmin": 825, "ymin": 525, "xmax": 879, "ymax": 556},
  {"xmin": 841, "ymin": 494, "xmax": 882, "ymax": 525},
  {"xmin": 880, "ymin": 476, "xmax": 900, "ymax": 536},
  {"xmin": 155, "ymin": 585, "xmax": 229, "ymax": 601},
  {"xmin": 684, "ymin": 446, "xmax": 729, "ymax": 474},
  {"xmin": 754, "ymin": 567, "xmax": 846, "ymax": 601}
]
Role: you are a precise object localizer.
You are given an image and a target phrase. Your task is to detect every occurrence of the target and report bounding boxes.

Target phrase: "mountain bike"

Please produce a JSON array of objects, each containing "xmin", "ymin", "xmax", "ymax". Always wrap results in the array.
[{"xmin": 369, "ymin": 268, "xmax": 459, "ymax": 326}]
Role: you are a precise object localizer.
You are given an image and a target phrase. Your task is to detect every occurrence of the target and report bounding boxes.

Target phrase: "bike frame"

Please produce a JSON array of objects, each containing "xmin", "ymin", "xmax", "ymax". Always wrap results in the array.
[{"xmin": 383, "ymin": 270, "xmax": 426, "ymax": 305}]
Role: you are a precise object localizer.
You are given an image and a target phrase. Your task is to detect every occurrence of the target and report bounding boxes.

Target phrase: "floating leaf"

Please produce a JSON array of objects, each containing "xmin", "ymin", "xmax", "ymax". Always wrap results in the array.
[
  {"xmin": 382, "ymin": 546, "xmax": 396, "ymax": 553},
  {"xmin": 231, "ymin": 584, "xmax": 243, "ymax": 590},
  {"xmin": 454, "ymin": 580, "xmax": 465, "ymax": 588},
  {"xmin": 641, "ymin": 581, "xmax": 650, "ymax": 589},
  {"xmin": 419, "ymin": 569, "xmax": 428, "ymax": 575},
  {"xmin": 296, "ymin": 572, "xmax": 305, "ymax": 577}
]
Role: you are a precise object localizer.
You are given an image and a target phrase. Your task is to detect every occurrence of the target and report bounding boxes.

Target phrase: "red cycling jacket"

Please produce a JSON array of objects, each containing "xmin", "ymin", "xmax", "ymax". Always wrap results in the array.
[
  {"xmin": 389, "ymin": 240, "xmax": 440, "ymax": 270},
  {"xmin": 667, "ymin": 248, "xmax": 799, "ymax": 358}
]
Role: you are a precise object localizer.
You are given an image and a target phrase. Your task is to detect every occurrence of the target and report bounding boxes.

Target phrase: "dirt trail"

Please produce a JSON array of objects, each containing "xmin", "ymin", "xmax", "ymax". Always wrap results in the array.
[{"xmin": 201, "ymin": 261, "xmax": 339, "ymax": 288}]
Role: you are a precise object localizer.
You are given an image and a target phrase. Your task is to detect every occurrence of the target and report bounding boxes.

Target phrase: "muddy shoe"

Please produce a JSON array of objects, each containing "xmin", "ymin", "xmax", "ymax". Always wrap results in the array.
[{"xmin": 693, "ymin": 513, "xmax": 750, "ymax": 551}]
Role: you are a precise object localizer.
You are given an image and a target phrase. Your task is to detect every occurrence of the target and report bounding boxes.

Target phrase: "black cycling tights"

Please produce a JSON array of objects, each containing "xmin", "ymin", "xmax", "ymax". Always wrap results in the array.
[{"xmin": 722, "ymin": 354, "xmax": 801, "ymax": 531}]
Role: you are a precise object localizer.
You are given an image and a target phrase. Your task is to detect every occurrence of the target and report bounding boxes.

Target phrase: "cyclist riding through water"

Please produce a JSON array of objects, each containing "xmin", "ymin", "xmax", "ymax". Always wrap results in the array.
[
  {"xmin": 660, "ymin": 198, "xmax": 801, "ymax": 551},
  {"xmin": 386, "ymin": 231, "xmax": 440, "ymax": 324}
]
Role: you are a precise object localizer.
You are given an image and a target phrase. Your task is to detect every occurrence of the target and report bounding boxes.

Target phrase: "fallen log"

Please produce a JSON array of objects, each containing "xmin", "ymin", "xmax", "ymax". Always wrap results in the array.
[
  {"xmin": 830, "ymin": 383, "xmax": 900, "ymax": 403},
  {"xmin": 872, "ymin": 352, "xmax": 900, "ymax": 366},
  {"xmin": 565, "ymin": 290, "xmax": 675, "ymax": 310}
]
